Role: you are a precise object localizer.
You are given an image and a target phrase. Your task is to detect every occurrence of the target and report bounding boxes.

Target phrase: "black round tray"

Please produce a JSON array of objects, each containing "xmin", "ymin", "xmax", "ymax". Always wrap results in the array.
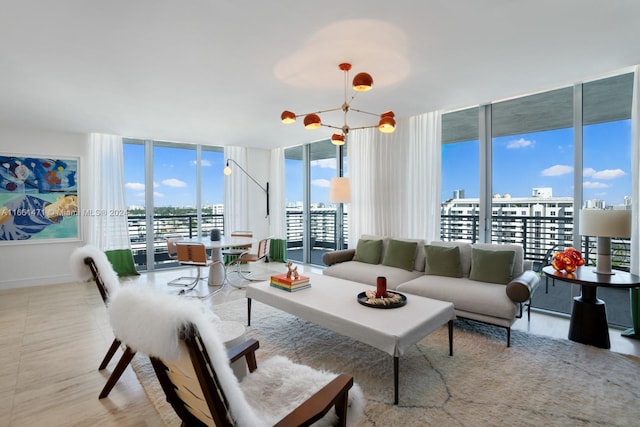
[{"xmin": 357, "ymin": 290, "xmax": 407, "ymax": 309}]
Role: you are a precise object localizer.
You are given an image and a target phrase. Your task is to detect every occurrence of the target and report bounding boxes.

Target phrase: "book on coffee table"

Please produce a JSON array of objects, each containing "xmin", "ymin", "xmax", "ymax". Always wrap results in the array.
[{"xmin": 270, "ymin": 274, "xmax": 311, "ymax": 292}]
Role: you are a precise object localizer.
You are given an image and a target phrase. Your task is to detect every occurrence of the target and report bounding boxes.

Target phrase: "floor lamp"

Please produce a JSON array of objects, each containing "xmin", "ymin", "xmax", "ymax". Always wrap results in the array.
[
  {"xmin": 224, "ymin": 159, "xmax": 269, "ymax": 217},
  {"xmin": 329, "ymin": 177, "xmax": 351, "ymax": 251}
]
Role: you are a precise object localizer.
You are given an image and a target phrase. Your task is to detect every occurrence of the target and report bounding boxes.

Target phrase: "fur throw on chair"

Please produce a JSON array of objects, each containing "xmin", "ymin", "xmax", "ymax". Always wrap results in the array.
[
  {"xmin": 69, "ymin": 245, "xmax": 120, "ymax": 297},
  {"xmin": 107, "ymin": 287, "xmax": 365, "ymax": 426}
]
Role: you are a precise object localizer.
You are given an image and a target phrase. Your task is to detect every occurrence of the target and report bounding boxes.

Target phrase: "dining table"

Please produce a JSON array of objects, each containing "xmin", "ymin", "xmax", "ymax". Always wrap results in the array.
[{"xmin": 179, "ymin": 235, "xmax": 255, "ymax": 287}]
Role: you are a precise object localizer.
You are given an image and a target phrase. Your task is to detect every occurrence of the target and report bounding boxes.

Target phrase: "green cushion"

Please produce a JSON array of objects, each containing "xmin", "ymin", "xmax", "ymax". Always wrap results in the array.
[
  {"xmin": 382, "ymin": 239, "xmax": 418, "ymax": 271},
  {"xmin": 353, "ymin": 239, "xmax": 383, "ymax": 264},
  {"xmin": 105, "ymin": 249, "xmax": 140, "ymax": 277},
  {"xmin": 424, "ymin": 245, "xmax": 463, "ymax": 278},
  {"xmin": 469, "ymin": 248, "xmax": 515, "ymax": 284}
]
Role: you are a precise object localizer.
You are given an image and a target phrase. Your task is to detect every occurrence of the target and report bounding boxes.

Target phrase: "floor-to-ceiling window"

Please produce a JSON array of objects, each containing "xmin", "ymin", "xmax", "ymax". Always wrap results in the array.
[
  {"xmin": 441, "ymin": 107, "xmax": 480, "ymax": 242},
  {"xmin": 285, "ymin": 139, "xmax": 348, "ymax": 265},
  {"xmin": 123, "ymin": 139, "xmax": 224, "ymax": 271},
  {"xmin": 440, "ymin": 71, "xmax": 634, "ymax": 327}
]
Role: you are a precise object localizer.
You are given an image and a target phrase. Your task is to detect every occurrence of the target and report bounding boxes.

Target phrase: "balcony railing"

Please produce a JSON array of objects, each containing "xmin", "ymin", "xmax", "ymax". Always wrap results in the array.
[
  {"xmin": 126, "ymin": 212, "xmax": 630, "ymax": 272},
  {"xmin": 440, "ymin": 214, "xmax": 631, "ymax": 271}
]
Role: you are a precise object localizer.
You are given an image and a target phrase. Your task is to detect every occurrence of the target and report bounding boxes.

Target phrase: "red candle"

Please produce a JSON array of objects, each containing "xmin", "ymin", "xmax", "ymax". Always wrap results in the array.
[{"xmin": 376, "ymin": 276, "xmax": 387, "ymax": 298}]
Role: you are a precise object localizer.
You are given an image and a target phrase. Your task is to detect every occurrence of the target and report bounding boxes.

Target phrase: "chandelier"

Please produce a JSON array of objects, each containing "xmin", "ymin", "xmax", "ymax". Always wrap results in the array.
[{"xmin": 280, "ymin": 63, "xmax": 396, "ymax": 145}]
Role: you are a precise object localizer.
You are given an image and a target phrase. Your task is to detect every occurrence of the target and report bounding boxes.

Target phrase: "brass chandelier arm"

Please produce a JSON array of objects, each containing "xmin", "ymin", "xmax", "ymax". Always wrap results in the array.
[
  {"xmin": 349, "ymin": 108, "xmax": 381, "ymax": 117},
  {"xmin": 293, "ymin": 107, "xmax": 342, "ymax": 118}
]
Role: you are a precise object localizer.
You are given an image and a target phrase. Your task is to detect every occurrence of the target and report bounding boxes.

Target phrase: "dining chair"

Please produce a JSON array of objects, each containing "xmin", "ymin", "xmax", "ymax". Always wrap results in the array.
[
  {"xmin": 228, "ymin": 237, "xmax": 271, "ymax": 286},
  {"xmin": 174, "ymin": 242, "xmax": 225, "ymax": 297},
  {"xmin": 69, "ymin": 245, "xmax": 136, "ymax": 399},
  {"xmin": 222, "ymin": 231, "xmax": 253, "ymax": 266},
  {"xmin": 106, "ymin": 286, "xmax": 364, "ymax": 426},
  {"xmin": 167, "ymin": 236, "xmax": 206, "ymax": 286}
]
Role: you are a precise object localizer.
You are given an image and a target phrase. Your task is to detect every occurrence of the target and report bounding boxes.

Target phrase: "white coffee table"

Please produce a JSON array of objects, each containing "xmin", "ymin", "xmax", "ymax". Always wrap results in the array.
[{"xmin": 245, "ymin": 272, "xmax": 455, "ymax": 404}]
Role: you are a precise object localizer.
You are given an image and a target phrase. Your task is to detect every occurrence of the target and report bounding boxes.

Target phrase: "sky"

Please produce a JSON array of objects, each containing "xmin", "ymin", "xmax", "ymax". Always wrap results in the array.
[
  {"xmin": 442, "ymin": 119, "xmax": 632, "ymax": 207},
  {"xmin": 123, "ymin": 118, "xmax": 631, "ymax": 209}
]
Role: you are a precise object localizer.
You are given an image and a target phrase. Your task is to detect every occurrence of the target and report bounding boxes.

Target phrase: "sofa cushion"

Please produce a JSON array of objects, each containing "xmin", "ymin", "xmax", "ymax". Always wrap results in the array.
[
  {"xmin": 353, "ymin": 239, "xmax": 383, "ymax": 264},
  {"xmin": 382, "ymin": 239, "xmax": 418, "ymax": 271},
  {"xmin": 323, "ymin": 261, "xmax": 423, "ymax": 290},
  {"xmin": 469, "ymin": 248, "xmax": 515, "ymax": 285},
  {"xmin": 424, "ymin": 245, "xmax": 463, "ymax": 278},
  {"xmin": 473, "ymin": 243, "xmax": 524, "ymax": 276},
  {"xmin": 397, "ymin": 275, "xmax": 517, "ymax": 320},
  {"xmin": 428, "ymin": 241, "xmax": 473, "ymax": 277}
]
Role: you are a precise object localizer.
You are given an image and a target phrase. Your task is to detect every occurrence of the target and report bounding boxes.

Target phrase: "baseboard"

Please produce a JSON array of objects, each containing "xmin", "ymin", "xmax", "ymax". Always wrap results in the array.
[{"xmin": 0, "ymin": 274, "xmax": 75, "ymax": 291}]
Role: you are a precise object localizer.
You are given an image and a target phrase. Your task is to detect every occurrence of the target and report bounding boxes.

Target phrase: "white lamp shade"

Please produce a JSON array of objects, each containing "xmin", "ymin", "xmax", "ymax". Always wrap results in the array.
[
  {"xmin": 329, "ymin": 177, "xmax": 351, "ymax": 203},
  {"xmin": 579, "ymin": 209, "xmax": 631, "ymax": 238}
]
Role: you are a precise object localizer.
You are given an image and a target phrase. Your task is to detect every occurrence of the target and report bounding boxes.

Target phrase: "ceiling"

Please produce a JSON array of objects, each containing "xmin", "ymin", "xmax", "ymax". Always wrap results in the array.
[{"xmin": 1, "ymin": 0, "xmax": 639, "ymax": 150}]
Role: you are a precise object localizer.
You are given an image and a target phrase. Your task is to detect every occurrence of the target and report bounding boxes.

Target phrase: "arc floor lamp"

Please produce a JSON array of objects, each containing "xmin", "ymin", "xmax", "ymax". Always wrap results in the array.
[{"xmin": 224, "ymin": 159, "xmax": 269, "ymax": 217}]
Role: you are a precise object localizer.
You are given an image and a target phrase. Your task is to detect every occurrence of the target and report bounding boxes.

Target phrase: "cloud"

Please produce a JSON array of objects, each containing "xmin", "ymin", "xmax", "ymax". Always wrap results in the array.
[
  {"xmin": 591, "ymin": 168, "xmax": 625, "ymax": 180},
  {"xmin": 312, "ymin": 178, "xmax": 331, "ymax": 188},
  {"xmin": 154, "ymin": 192, "xmax": 164, "ymax": 198},
  {"xmin": 190, "ymin": 159, "xmax": 213, "ymax": 167},
  {"xmin": 583, "ymin": 168, "xmax": 596, "ymax": 177},
  {"xmin": 310, "ymin": 159, "xmax": 336, "ymax": 169},
  {"xmin": 125, "ymin": 182, "xmax": 145, "ymax": 191},
  {"xmin": 506, "ymin": 138, "xmax": 533, "ymax": 149},
  {"xmin": 541, "ymin": 164, "xmax": 573, "ymax": 176},
  {"xmin": 162, "ymin": 178, "xmax": 187, "ymax": 188},
  {"xmin": 583, "ymin": 181, "xmax": 609, "ymax": 189}
]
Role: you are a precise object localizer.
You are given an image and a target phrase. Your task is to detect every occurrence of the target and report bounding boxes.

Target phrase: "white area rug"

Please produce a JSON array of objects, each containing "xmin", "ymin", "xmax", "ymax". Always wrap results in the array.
[{"xmin": 133, "ymin": 298, "xmax": 640, "ymax": 426}]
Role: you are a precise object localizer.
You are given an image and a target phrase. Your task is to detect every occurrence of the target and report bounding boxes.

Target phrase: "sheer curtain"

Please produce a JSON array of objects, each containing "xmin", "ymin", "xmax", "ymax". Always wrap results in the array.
[
  {"xmin": 631, "ymin": 65, "xmax": 639, "ymax": 276},
  {"xmin": 223, "ymin": 146, "xmax": 249, "ymax": 233},
  {"xmin": 348, "ymin": 111, "xmax": 442, "ymax": 247},
  {"xmin": 269, "ymin": 147, "xmax": 286, "ymax": 238},
  {"xmin": 86, "ymin": 133, "xmax": 130, "ymax": 250}
]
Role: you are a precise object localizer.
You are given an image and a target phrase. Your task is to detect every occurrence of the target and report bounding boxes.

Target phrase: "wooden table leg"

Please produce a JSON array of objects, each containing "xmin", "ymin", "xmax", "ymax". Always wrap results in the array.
[{"xmin": 247, "ymin": 297, "xmax": 252, "ymax": 326}]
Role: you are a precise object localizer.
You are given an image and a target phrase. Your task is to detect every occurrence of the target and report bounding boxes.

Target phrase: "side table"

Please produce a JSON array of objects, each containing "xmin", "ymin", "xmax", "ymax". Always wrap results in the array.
[
  {"xmin": 215, "ymin": 320, "xmax": 247, "ymax": 379},
  {"xmin": 542, "ymin": 266, "xmax": 640, "ymax": 349}
]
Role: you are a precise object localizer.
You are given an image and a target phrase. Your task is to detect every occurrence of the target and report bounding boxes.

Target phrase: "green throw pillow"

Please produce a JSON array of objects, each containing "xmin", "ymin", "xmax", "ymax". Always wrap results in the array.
[
  {"xmin": 105, "ymin": 249, "xmax": 140, "ymax": 277},
  {"xmin": 469, "ymin": 248, "xmax": 515, "ymax": 284},
  {"xmin": 353, "ymin": 239, "xmax": 383, "ymax": 264},
  {"xmin": 424, "ymin": 245, "xmax": 463, "ymax": 278},
  {"xmin": 382, "ymin": 239, "xmax": 418, "ymax": 271}
]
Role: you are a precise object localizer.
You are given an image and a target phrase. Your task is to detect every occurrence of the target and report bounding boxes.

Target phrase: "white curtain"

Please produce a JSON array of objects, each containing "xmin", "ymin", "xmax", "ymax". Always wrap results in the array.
[
  {"xmin": 86, "ymin": 133, "xmax": 131, "ymax": 251},
  {"xmin": 269, "ymin": 147, "xmax": 286, "ymax": 238},
  {"xmin": 223, "ymin": 146, "xmax": 249, "ymax": 233},
  {"xmin": 348, "ymin": 111, "xmax": 442, "ymax": 247},
  {"xmin": 631, "ymin": 65, "xmax": 639, "ymax": 276}
]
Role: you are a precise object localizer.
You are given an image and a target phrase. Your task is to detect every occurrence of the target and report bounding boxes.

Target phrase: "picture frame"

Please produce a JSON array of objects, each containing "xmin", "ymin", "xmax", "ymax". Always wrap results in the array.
[{"xmin": 0, "ymin": 153, "xmax": 80, "ymax": 244}]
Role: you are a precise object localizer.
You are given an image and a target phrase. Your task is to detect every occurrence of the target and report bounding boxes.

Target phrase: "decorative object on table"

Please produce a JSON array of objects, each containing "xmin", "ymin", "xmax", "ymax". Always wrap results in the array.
[
  {"xmin": 376, "ymin": 276, "xmax": 388, "ymax": 298},
  {"xmin": 270, "ymin": 273, "xmax": 310, "ymax": 292},
  {"xmin": 551, "ymin": 247, "xmax": 584, "ymax": 273},
  {"xmin": 270, "ymin": 262, "xmax": 310, "ymax": 292},
  {"xmin": 357, "ymin": 290, "xmax": 407, "ymax": 308},
  {"xmin": 285, "ymin": 260, "xmax": 299, "ymax": 279},
  {"xmin": 579, "ymin": 208, "xmax": 632, "ymax": 275},
  {"xmin": 280, "ymin": 62, "xmax": 396, "ymax": 146},
  {"xmin": 210, "ymin": 228, "xmax": 221, "ymax": 241}
]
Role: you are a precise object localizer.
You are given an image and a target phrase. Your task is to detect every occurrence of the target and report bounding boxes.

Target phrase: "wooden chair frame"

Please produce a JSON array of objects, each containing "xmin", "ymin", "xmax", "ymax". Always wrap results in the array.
[
  {"xmin": 150, "ymin": 323, "xmax": 354, "ymax": 427},
  {"xmin": 84, "ymin": 257, "xmax": 137, "ymax": 399}
]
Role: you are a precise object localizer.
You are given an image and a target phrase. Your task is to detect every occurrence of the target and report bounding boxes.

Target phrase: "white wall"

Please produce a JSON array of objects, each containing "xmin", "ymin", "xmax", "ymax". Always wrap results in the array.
[{"xmin": 0, "ymin": 125, "xmax": 89, "ymax": 289}]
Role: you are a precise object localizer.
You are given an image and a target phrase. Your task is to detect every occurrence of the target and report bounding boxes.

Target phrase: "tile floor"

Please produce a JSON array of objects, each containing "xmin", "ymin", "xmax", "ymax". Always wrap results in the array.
[{"xmin": 2, "ymin": 261, "xmax": 638, "ymax": 426}]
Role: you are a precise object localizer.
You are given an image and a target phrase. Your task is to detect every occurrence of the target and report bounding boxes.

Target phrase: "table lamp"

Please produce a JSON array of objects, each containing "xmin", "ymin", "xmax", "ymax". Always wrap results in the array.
[{"xmin": 579, "ymin": 209, "xmax": 632, "ymax": 275}]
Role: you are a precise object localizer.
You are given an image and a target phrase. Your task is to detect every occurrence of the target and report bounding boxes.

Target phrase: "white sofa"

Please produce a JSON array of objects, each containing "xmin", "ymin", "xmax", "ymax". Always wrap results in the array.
[{"xmin": 322, "ymin": 236, "xmax": 540, "ymax": 346}]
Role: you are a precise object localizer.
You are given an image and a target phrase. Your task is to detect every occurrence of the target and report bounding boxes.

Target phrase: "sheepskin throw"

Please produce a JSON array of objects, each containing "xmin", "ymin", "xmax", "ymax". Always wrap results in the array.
[
  {"xmin": 69, "ymin": 245, "xmax": 120, "ymax": 297},
  {"xmin": 107, "ymin": 287, "xmax": 364, "ymax": 426}
]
